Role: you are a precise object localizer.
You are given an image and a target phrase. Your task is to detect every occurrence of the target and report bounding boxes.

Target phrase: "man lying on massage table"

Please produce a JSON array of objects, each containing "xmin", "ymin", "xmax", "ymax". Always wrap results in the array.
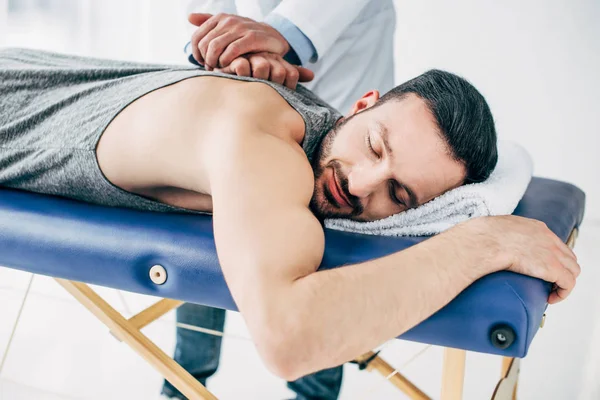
[{"xmin": 0, "ymin": 48, "xmax": 579, "ymax": 381}]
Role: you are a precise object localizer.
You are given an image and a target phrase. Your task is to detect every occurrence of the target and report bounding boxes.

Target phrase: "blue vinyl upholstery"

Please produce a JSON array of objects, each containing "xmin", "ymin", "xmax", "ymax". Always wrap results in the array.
[{"xmin": 0, "ymin": 177, "xmax": 585, "ymax": 357}]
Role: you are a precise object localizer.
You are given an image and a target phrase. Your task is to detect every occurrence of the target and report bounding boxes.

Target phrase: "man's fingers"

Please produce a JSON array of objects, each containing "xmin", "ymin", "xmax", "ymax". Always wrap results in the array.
[
  {"xmin": 205, "ymin": 32, "xmax": 242, "ymax": 69},
  {"xmin": 548, "ymin": 291, "xmax": 564, "ymax": 304},
  {"xmin": 558, "ymin": 251, "xmax": 581, "ymax": 279},
  {"xmin": 549, "ymin": 281, "xmax": 573, "ymax": 304},
  {"xmin": 559, "ymin": 235, "xmax": 578, "ymax": 260},
  {"xmin": 218, "ymin": 36, "xmax": 256, "ymax": 68},
  {"xmin": 188, "ymin": 13, "xmax": 213, "ymax": 27},
  {"xmin": 296, "ymin": 66, "xmax": 315, "ymax": 83},
  {"xmin": 550, "ymin": 263, "xmax": 576, "ymax": 304}
]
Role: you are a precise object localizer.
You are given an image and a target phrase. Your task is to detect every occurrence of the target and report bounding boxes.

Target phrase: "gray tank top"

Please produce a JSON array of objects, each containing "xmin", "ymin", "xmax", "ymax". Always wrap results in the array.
[{"xmin": 0, "ymin": 48, "xmax": 342, "ymax": 214}]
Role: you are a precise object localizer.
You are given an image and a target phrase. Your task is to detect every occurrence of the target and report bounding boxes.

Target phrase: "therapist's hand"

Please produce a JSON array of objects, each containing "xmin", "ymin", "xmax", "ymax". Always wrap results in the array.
[
  {"xmin": 189, "ymin": 13, "xmax": 291, "ymax": 69},
  {"xmin": 212, "ymin": 52, "xmax": 314, "ymax": 90}
]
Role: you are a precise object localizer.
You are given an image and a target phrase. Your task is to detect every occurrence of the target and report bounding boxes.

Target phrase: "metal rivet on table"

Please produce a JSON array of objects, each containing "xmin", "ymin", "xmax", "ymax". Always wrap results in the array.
[
  {"xmin": 540, "ymin": 313, "xmax": 546, "ymax": 328},
  {"xmin": 149, "ymin": 264, "xmax": 167, "ymax": 285}
]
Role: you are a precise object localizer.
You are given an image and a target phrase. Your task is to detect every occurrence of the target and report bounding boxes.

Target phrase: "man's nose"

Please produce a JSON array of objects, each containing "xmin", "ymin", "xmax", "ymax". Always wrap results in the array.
[{"xmin": 348, "ymin": 165, "xmax": 386, "ymax": 199}]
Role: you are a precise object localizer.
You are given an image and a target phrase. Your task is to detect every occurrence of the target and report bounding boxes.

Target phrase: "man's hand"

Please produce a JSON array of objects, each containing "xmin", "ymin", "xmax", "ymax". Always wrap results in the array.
[
  {"xmin": 189, "ymin": 13, "xmax": 291, "ymax": 69},
  {"xmin": 213, "ymin": 52, "xmax": 314, "ymax": 89},
  {"xmin": 459, "ymin": 215, "xmax": 580, "ymax": 304}
]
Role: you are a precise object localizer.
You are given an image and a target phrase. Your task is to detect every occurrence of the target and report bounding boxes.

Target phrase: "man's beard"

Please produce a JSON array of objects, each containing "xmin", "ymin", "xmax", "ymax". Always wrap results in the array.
[{"xmin": 309, "ymin": 117, "xmax": 364, "ymax": 220}]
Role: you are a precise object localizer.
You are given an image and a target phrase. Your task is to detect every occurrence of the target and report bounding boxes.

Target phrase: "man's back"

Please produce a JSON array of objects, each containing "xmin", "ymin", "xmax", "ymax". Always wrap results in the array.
[
  {"xmin": 0, "ymin": 48, "xmax": 341, "ymax": 214},
  {"xmin": 98, "ymin": 73, "xmax": 308, "ymax": 211}
]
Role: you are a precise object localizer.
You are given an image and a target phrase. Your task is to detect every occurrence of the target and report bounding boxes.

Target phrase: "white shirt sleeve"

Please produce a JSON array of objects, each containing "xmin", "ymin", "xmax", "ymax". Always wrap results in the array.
[{"xmin": 269, "ymin": 0, "xmax": 373, "ymax": 61}]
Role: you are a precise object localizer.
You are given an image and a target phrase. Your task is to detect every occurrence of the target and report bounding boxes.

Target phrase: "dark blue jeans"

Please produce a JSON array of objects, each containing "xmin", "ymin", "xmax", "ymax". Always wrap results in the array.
[{"xmin": 161, "ymin": 303, "xmax": 343, "ymax": 400}]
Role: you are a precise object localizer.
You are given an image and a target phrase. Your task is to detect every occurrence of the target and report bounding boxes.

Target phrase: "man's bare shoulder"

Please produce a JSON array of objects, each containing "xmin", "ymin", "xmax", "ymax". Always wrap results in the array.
[
  {"xmin": 192, "ymin": 77, "xmax": 313, "ymax": 196},
  {"xmin": 220, "ymin": 79, "xmax": 307, "ymax": 145},
  {"xmin": 205, "ymin": 121, "xmax": 325, "ymax": 287},
  {"xmin": 203, "ymin": 117, "xmax": 314, "ymax": 202}
]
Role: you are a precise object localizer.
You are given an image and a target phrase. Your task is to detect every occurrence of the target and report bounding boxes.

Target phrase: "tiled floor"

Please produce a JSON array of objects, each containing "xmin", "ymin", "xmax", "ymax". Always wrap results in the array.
[{"xmin": 0, "ymin": 219, "xmax": 599, "ymax": 400}]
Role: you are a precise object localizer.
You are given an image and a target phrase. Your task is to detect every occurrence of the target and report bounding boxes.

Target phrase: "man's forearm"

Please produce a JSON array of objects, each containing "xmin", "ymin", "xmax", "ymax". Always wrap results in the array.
[{"xmin": 274, "ymin": 223, "xmax": 496, "ymax": 379}]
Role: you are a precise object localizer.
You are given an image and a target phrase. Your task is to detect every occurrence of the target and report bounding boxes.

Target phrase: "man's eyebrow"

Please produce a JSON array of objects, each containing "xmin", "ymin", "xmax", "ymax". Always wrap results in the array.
[
  {"xmin": 376, "ymin": 121, "xmax": 393, "ymax": 157},
  {"xmin": 376, "ymin": 122, "xmax": 419, "ymax": 208}
]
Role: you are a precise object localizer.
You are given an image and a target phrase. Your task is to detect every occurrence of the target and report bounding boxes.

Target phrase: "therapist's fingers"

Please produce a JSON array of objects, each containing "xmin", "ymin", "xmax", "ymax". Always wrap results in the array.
[
  {"xmin": 296, "ymin": 66, "xmax": 315, "ymax": 83},
  {"xmin": 205, "ymin": 31, "xmax": 243, "ymax": 69},
  {"xmin": 235, "ymin": 58, "xmax": 251, "ymax": 77},
  {"xmin": 218, "ymin": 38, "xmax": 247, "ymax": 68},
  {"xmin": 191, "ymin": 15, "xmax": 221, "ymax": 64},
  {"xmin": 197, "ymin": 26, "xmax": 228, "ymax": 68},
  {"xmin": 216, "ymin": 53, "xmax": 313, "ymax": 90},
  {"xmin": 213, "ymin": 58, "xmax": 251, "ymax": 77},
  {"xmin": 253, "ymin": 54, "xmax": 314, "ymax": 89},
  {"xmin": 229, "ymin": 58, "xmax": 251, "ymax": 77},
  {"xmin": 269, "ymin": 59, "xmax": 287, "ymax": 86},
  {"xmin": 282, "ymin": 63, "xmax": 314, "ymax": 89},
  {"xmin": 282, "ymin": 63, "xmax": 300, "ymax": 89},
  {"xmin": 248, "ymin": 55, "xmax": 270, "ymax": 80},
  {"xmin": 188, "ymin": 13, "xmax": 212, "ymax": 27},
  {"xmin": 285, "ymin": 65, "xmax": 314, "ymax": 88},
  {"xmin": 218, "ymin": 33, "xmax": 284, "ymax": 68}
]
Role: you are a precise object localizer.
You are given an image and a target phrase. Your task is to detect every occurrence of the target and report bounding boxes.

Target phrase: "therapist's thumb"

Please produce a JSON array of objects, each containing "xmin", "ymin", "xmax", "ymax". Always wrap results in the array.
[
  {"xmin": 188, "ymin": 13, "xmax": 212, "ymax": 26},
  {"xmin": 296, "ymin": 66, "xmax": 315, "ymax": 83}
]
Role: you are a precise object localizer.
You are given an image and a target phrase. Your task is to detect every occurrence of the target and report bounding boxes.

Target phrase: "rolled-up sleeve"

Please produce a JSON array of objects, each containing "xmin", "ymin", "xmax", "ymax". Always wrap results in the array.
[
  {"xmin": 264, "ymin": 13, "xmax": 316, "ymax": 66},
  {"xmin": 269, "ymin": 0, "xmax": 372, "ymax": 62}
]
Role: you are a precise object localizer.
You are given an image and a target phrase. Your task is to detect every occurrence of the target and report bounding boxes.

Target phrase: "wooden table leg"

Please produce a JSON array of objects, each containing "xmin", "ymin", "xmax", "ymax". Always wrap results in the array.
[
  {"xmin": 355, "ymin": 351, "xmax": 431, "ymax": 399},
  {"xmin": 441, "ymin": 348, "xmax": 466, "ymax": 400},
  {"xmin": 55, "ymin": 278, "xmax": 217, "ymax": 400}
]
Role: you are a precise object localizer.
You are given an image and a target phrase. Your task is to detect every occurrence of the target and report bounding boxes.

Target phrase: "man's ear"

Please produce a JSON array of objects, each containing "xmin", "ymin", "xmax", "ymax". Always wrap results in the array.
[{"xmin": 348, "ymin": 90, "xmax": 380, "ymax": 116}]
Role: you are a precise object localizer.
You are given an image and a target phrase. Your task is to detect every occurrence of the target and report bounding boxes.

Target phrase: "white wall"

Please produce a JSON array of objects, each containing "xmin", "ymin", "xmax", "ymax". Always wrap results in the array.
[
  {"xmin": 0, "ymin": 0, "xmax": 6, "ymax": 46},
  {"xmin": 2, "ymin": 0, "xmax": 192, "ymax": 63},
  {"xmin": 393, "ymin": 0, "xmax": 600, "ymax": 221}
]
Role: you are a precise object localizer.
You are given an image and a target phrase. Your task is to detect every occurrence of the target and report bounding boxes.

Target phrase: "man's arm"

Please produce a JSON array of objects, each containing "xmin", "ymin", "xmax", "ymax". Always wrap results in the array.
[{"xmin": 201, "ymin": 122, "xmax": 579, "ymax": 380}]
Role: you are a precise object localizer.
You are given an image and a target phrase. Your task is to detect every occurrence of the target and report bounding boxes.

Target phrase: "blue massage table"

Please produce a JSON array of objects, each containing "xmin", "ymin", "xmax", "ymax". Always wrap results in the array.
[{"xmin": 0, "ymin": 177, "xmax": 585, "ymax": 400}]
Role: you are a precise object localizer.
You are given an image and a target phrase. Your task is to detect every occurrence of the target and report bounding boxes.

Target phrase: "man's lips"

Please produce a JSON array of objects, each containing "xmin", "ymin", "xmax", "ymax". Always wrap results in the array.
[{"xmin": 328, "ymin": 168, "xmax": 351, "ymax": 208}]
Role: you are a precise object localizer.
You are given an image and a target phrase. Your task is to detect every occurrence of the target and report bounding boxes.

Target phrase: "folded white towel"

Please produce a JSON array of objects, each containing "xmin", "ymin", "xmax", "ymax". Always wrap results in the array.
[{"xmin": 324, "ymin": 140, "xmax": 533, "ymax": 236}]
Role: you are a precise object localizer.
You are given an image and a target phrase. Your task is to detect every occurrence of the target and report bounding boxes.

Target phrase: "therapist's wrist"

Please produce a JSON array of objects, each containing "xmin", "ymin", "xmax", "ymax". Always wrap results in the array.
[
  {"xmin": 264, "ymin": 13, "xmax": 316, "ymax": 66},
  {"xmin": 258, "ymin": 22, "xmax": 290, "ymax": 56}
]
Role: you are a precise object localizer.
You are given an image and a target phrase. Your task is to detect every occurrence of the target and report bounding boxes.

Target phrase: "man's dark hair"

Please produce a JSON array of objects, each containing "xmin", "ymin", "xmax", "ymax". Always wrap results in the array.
[{"xmin": 378, "ymin": 69, "xmax": 498, "ymax": 184}]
